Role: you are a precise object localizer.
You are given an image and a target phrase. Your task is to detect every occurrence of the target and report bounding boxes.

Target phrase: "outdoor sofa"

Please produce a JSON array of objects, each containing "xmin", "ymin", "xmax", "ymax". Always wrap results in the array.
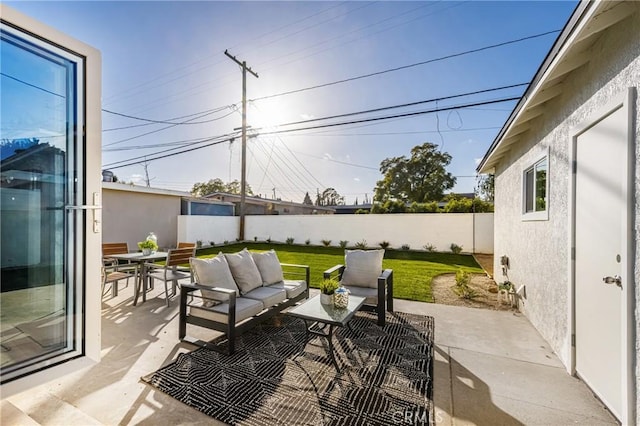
[{"xmin": 179, "ymin": 248, "xmax": 309, "ymax": 354}]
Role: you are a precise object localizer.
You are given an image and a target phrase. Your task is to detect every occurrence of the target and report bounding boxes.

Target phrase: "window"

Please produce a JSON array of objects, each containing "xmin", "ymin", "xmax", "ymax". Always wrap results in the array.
[{"xmin": 523, "ymin": 156, "xmax": 548, "ymax": 220}]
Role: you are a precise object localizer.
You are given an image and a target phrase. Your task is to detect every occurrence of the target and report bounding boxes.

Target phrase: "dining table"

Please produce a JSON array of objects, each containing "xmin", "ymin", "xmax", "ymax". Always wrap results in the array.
[{"xmin": 106, "ymin": 251, "xmax": 168, "ymax": 305}]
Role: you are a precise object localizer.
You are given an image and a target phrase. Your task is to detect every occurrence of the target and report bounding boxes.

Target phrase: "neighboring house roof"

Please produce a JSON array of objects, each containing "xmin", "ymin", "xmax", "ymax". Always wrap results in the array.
[
  {"xmin": 477, "ymin": 0, "xmax": 636, "ymax": 174},
  {"xmin": 102, "ymin": 182, "xmax": 192, "ymax": 197},
  {"xmin": 102, "ymin": 183, "xmax": 234, "ymax": 206},
  {"xmin": 204, "ymin": 192, "xmax": 336, "ymax": 212}
]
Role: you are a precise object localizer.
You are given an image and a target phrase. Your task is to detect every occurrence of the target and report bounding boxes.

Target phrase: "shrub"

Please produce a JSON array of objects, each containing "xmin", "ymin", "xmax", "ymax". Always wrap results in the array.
[
  {"xmin": 196, "ymin": 240, "xmax": 203, "ymax": 248},
  {"xmin": 339, "ymin": 240, "xmax": 348, "ymax": 248},
  {"xmin": 383, "ymin": 199, "xmax": 407, "ymax": 213},
  {"xmin": 450, "ymin": 243, "xmax": 463, "ymax": 254},
  {"xmin": 401, "ymin": 244, "xmax": 410, "ymax": 251},
  {"xmin": 355, "ymin": 240, "xmax": 368, "ymax": 249},
  {"xmin": 410, "ymin": 201, "xmax": 440, "ymax": 213},
  {"xmin": 355, "ymin": 209, "xmax": 370, "ymax": 214},
  {"xmin": 455, "ymin": 269, "xmax": 470, "ymax": 287},
  {"xmin": 379, "ymin": 241, "xmax": 390, "ymax": 249},
  {"xmin": 498, "ymin": 281, "xmax": 513, "ymax": 292},
  {"xmin": 253, "ymin": 236, "xmax": 258, "ymax": 242},
  {"xmin": 286, "ymin": 237, "xmax": 295, "ymax": 245},
  {"xmin": 321, "ymin": 239, "xmax": 332, "ymax": 247},
  {"xmin": 266, "ymin": 236, "xmax": 272, "ymax": 243},
  {"xmin": 305, "ymin": 238, "xmax": 311, "ymax": 245},
  {"xmin": 209, "ymin": 241, "xmax": 215, "ymax": 246},
  {"xmin": 423, "ymin": 243, "xmax": 436, "ymax": 252},
  {"xmin": 453, "ymin": 269, "xmax": 477, "ymax": 299},
  {"xmin": 235, "ymin": 238, "xmax": 240, "ymax": 242},
  {"xmin": 223, "ymin": 240, "xmax": 229, "ymax": 245}
]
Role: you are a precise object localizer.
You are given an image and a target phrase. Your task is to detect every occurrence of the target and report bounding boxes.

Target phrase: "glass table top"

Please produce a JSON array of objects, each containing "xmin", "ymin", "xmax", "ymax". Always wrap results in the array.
[{"xmin": 286, "ymin": 294, "xmax": 366, "ymax": 326}]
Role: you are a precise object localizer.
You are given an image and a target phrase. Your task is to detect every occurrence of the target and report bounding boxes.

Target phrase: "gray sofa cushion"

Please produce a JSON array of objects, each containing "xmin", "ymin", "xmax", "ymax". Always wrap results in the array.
[
  {"xmin": 189, "ymin": 297, "xmax": 264, "ymax": 324},
  {"xmin": 225, "ymin": 248, "xmax": 263, "ymax": 295},
  {"xmin": 268, "ymin": 280, "xmax": 307, "ymax": 300},
  {"xmin": 342, "ymin": 285, "xmax": 378, "ymax": 305},
  {"xmin": 190, "ymin": 254, "xmax": 239, "ymax": 306},
  {"xmin": 341, "ymin": 249, "xmax": 384, "ymax": 288},
  {"xmin": 243, "ymin": 286, "xmax": 286, "ymax": 308},
  {"xmin": 252, "ymin": 250, "xmax": 285, "ymax": 285}
]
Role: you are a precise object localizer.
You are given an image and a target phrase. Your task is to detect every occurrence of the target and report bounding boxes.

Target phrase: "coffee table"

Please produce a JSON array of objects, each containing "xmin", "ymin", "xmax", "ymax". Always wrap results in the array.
[{"xmin": 286, "ymin": 294, "xmax": 366, "ymax": 370}]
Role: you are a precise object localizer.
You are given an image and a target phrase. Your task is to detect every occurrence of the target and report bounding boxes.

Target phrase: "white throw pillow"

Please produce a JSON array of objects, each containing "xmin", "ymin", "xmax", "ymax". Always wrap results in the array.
[
  {"xmin": 224, "ymin": 248, "xmax": 263, "ymax": 294},
  {"xmin": 190, "ymin": 253, "xmax": 239, "ymax": 307},
  {"xmin": 252, "ymin": 250, "xmax": 284, "ymax": 285},
  {"xmin": 340, "ymin": 249, "xmax": 385, "ymax": 288}
]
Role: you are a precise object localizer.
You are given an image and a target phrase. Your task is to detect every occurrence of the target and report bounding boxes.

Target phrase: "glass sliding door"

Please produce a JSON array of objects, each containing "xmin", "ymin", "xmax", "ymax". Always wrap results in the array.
[{"xmin": 0, "ymin": 22, "xmax": 86, "ymax": 383}]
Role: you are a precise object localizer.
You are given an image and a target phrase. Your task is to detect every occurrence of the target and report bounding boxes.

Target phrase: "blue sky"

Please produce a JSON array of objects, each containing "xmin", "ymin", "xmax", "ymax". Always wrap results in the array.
[{"xmin": 6, "ymin": 0, "xmax": 578, "ymax": 204}]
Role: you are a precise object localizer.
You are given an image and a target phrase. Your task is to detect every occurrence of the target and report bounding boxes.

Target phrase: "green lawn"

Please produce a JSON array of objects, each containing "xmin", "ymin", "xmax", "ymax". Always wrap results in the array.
[{"xmin": 196, "ymin": 242, "xmax": 484, "ymax": 303}]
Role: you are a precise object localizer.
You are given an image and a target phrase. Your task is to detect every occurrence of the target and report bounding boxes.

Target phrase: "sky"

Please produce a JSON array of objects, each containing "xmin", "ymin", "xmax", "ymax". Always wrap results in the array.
[{"xmin": 4, "ymin": 0, "xmax": 578, "ymax": 204}]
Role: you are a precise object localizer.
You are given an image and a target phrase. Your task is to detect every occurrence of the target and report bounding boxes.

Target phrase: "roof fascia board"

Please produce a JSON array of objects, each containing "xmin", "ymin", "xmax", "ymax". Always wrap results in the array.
[{"xmin": 477, "ymin": 0, "xmax": 598, "ymax": 174}]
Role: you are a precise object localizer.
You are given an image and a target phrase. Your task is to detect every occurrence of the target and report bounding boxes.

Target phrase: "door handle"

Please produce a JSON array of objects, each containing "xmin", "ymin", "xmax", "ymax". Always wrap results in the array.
[
  {"xmin": 602, "ymin": 275, "xmax": 622, "ymax": 288},
  {"xmin": 65, "ymin": 192, "xmax": 101, "ymax": 233}
]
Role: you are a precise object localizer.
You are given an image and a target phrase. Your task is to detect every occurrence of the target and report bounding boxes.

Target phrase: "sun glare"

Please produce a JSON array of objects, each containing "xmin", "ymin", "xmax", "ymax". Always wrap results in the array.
[{"xmin": 249, "ymin": 99, "xmax": 290, "ymax": 131}]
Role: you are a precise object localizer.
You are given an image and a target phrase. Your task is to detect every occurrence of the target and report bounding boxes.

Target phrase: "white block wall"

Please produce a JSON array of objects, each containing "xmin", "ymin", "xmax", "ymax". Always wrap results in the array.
[{"xmin": 178, "ymin": 213, "xmax": 493, "ymax": 254}]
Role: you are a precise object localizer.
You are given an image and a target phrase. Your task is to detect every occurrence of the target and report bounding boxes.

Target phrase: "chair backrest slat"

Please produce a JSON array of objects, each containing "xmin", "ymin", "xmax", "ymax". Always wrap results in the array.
[
  {"xmin": 166, "ymin": 247, "xmax": 195, "ymax": 266},
  {"xmin": 177, "ymin": 242, "xmax": 196, "ymax": 249},
  {"xmin": 102, "ymin": 242, "xmax": 129, "ymax": 256}
]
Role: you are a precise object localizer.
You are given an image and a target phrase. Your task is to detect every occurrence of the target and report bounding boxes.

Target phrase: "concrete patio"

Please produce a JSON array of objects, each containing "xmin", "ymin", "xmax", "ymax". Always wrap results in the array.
[{"xmin": 2, "ymin": 283, "xmax": 615, "ymax": 425}]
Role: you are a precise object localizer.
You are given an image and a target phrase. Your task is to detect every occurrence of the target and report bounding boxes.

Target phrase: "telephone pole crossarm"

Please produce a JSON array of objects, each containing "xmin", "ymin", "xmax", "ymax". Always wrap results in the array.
[{"xmin": 225, "ymin": 49, "xmax": 258, "ymax": 242}]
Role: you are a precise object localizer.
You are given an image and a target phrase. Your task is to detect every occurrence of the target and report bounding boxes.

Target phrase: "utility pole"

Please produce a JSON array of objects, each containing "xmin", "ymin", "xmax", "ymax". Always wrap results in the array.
[
  {"xmin": 142, "ymin": 157, "xmax": 153, "ymax": 187},
  {"xmin": 225, "ymin": 49, "xmax": 258, "ymax": 241}
]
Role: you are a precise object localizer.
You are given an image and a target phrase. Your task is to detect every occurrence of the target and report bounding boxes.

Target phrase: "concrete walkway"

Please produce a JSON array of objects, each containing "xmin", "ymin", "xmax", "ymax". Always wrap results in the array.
[{"xmin": 2, "ymin": 286, "xmax": 615, "ymax": 425}]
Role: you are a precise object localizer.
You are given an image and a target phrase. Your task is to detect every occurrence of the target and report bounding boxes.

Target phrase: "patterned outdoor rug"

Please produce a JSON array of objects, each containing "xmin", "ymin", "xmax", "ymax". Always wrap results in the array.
[{"xmin": 142, "ymin": 311, "xmax": 434, "ymax": 426}]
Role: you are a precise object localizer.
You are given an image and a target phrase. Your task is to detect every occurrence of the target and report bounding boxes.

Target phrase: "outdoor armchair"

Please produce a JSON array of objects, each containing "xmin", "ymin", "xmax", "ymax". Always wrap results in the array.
[{"xmin": 323, "ymin": 249, "xmax": 393, "ymax": 326}]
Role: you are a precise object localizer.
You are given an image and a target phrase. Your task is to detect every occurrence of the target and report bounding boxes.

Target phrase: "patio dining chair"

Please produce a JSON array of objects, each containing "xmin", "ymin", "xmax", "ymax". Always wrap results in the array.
[
  {"xmin": 145, "ymin": 247, "xmax": 195, "ymax": 306},
  {"xmin": 102, "ymin": 242, "xmax": 138, "ymax": 295},
  {"xmin": 323, "ymin": 249, "xmax": 393, "ymax": 327},
  {"xmin": 101, "ymin": 260, "xmax": 134, "ymax": 298}
]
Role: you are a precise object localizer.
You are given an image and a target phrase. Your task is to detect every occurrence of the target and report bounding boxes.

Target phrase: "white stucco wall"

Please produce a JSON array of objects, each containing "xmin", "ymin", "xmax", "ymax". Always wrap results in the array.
[
  {"xmin": 177, "ymin": 213, "xmax": 494, "ymax": 254},
  {"xmin": 492, "ymin": 6, "xmax": 639, "ymax": 421},
  {"xmin": 102, "ymin": 185, "xmax": 184, "ymax": 251}
]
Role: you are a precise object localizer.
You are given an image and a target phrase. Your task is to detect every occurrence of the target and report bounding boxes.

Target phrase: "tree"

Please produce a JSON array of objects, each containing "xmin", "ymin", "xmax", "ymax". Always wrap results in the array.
[
  {"xmin": 374, "ymin": 142, "xmax": 456, "ymax": 203},
  {"xmin": 476, "ymin": 174, "xmax": 494, "ymax": 202},
  {"xmin": 191, "ymin": 178, "xmax": 253, "ymax": 197},
  {"xmin": 302, "ymin": 192, "xmax": 313, "ymax": 205},
  {"xmin": 315, "ymin": 187, "xmax": 344, "ymax": 206}
]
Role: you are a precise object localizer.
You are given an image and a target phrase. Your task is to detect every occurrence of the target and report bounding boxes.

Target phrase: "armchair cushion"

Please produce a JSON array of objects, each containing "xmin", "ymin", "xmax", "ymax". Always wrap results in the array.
[
  {"xmin": 341, "ymin": 249, "xmax": 385, "ymax": 288},
  {"xmin": 225, "ymin": 248, "xmax": 263, "ymax": 295},
  {"xmin": 252, "ymin": 250, "xmax": 284, "ymax": 285},
  {"xmin": 190, "ymin": 253, "xmax": 239, "ymax": 306}
]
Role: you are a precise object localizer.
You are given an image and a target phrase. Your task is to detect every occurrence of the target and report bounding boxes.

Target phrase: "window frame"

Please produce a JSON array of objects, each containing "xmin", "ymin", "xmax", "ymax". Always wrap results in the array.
[{"xmin": 522, "ymin": 149, "xmax": 549, "ymax": 221}]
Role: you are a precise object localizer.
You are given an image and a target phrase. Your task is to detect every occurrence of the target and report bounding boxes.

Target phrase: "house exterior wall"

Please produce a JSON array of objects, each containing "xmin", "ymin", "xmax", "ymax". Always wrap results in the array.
[
  {"xmin": 102, "ymin": 187, "xmax": 182, "ymax": 251},
  {"xmin": 177, "ymin": 213, "xmax": 494, "ymax": 254},
  {"xmin": 492, "ymin": 7, "xmax": 639, "ymax": 420}
]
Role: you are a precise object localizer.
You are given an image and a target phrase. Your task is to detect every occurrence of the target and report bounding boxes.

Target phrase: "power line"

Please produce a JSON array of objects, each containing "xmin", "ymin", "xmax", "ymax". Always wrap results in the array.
[
  {"xmin": 104, "ymin": 136, "xmax": 235, "ymax": 170},
  {"xmin": 250, "ymin": 30, "xmax": 559, "ymax": 102},
  {"xmin": 102, "ymin": 108, "xmax": 236, "ymax": 147},
  {"xmin": 103, "ymin": 96, "xmax": 517, "ymax": 170},
  {"xmin": 255, "ymin": 83, "xmax": 526, "ymax": 129},
  {"xmin": 102, "ymin": 104, "xmax": 232, "ymax": 127},
  {"xmin": 258, "ymin": 97, "xmax": 520, "ymax": 137}
]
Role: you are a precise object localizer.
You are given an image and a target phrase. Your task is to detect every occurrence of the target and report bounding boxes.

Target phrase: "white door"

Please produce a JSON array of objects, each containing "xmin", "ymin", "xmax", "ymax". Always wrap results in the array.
[{"xmin": 574, "ymin": 98, "xmax": 630, "ymax": 421}]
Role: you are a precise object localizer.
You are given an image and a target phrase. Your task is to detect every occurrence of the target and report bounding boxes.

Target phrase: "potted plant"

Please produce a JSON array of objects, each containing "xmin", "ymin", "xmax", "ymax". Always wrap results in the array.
[
  {"xmin": 138, "ymin": 239, "xmax": 158, "ymax": 256},
  {"xmin": 319, "ymin": 278, "xmax": 339, "ymax": 305}
]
